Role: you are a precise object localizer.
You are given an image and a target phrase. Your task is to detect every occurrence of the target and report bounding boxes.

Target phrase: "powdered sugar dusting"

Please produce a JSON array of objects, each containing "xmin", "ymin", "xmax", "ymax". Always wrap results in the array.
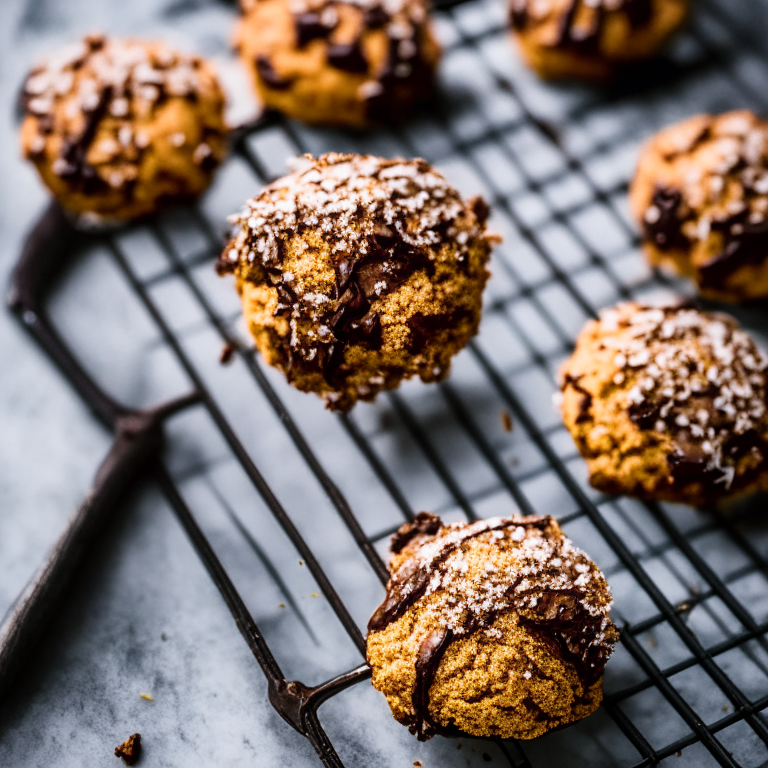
[
  {"xmin": 407, "ymin": 516, "xmax": 612, "ymax": 637},
  {"xmin": 226, "ymin": 153, "xmax": 473, "ymax": 275}
]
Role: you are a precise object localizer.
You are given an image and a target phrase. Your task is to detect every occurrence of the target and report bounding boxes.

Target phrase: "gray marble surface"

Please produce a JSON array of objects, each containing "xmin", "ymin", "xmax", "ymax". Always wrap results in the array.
[
  {"xmin": 3, "ymin": 0, "xmax": 768, "ymax": 766},
  {"xmin": 0, "ymin": 3, "xmax": 325, "ymax": 766}
]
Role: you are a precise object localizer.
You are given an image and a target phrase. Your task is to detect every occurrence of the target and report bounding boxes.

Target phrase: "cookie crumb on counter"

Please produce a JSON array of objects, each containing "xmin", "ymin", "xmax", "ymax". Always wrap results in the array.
[
  {"xmin": 220, "ymin": 342, "xmax": 236, "ymax": 365},
  {"xmin": 115, "ymin": 733, "xmax": 141, "ymax": 765}
]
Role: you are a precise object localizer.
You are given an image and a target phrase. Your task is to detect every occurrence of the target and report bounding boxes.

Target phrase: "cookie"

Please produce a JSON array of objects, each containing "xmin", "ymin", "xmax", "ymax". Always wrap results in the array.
[
  {"xmin": 20, "ymin": 34, "xmax": 227, "ymax": 224},
  {"xmin": 630, "ymin": 111, "xmax": 768, "ymax": 302},
  {"xmin": 233, "ymin": 0, "xmax": 440, "ymax": 128},
  {"xmin": 560, "ymin": 302, "xmax": 768, "ymax": 506},
  {"xmin": 366, "ymin": 512, "xmax": 618, "ymax": 741},
  {"xmin": 217, "ymin": 153, "xmax": 495, "ymax": 411},
  {"xmin": 510, "ymin": 0, "xmax": 688, "ymax": 81}
]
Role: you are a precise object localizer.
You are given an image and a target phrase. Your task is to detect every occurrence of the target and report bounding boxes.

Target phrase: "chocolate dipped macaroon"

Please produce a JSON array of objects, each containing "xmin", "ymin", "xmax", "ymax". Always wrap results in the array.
[
  {"xmin": 631, "ymin": 111, "xmax": 768, "ymax": 302},
  {"xmin": 234, "ymin": 0, "xmax": 440, "ymax": 128},
  {"xmin": 366, "ymin": 512, "xmax": 618, "ymax": 741},
  {"xmin": 560, "ymin": 302, "xmax": 768, "ymax": 506},
  {"xmin": 510, "ymin": 0, "xmax": 688, "ymax": 81},
  {"xmin": 217, "ymin": 153, "xmax": 496, "ymax": 411},
  {"xmin": 20, "ymin": 34, "xmax": 227, "ymax": 224}
]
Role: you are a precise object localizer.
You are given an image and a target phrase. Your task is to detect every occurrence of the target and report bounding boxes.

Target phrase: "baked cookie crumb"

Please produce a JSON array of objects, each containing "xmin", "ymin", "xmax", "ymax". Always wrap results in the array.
[{"xmin": 115, "ymin": 733, "xmax": 141, "ymax": 765}]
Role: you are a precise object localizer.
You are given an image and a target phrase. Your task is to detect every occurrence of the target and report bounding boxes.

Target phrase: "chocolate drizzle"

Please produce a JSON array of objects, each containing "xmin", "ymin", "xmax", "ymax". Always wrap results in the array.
[
  {"xmin": 563, "ymin": 373, "xmax": 592, "ymax": 423},
  {"xmin": 391, "ymin": 512, "xmax": 442, "ymax": 554},
  {"xmin": 55, "ymin": 85, "xmax": 112, "ymax": 193},
  {"xmin": 256, "ymin": 55, "xmax": 294, "ymax": 90},
  {"xmin": 363, "ymin": 30, "xmax": 434, "ymax": 122},
  {"xmin": 411, "ymin": 628, "xmax": 456, "ymax": 739},
  {"xmin": 630, "ymin": 386, "xmax": 768, "ymax": 493},
  {"xmin": 369, "ymin": 514, "xmax": 618, "ymax": 741},
  {"xmin": 295, "ymin": 11, "xmax": 336, "ymax": 47},
  {"xmin": 699, "ymin": 214, "xmax": 768, "ymax": 289},
  {"xmin": 509, "ymin": 0, "xmax": 528, "ymax": 30},
  {"xmin": 624, "ymin": 0, "xmax": 654, "ymax": 28},
  {"xmin": 643, "ymin": 186, "xmax": 688, "ymax": 250},
  {"xmin": 327, "ymin": 41, "xmax": 368, "ymax": 73},
  {"xmin": 512, "ymin": 0, "xmax": 655, "ymax": 49},
  {"xmin": 284, "ymin": 0, "xmax": 435, "ymax": 119},
  {"xmin": 364, "ymin": 4, "xmax": 389, "ymax": 28}
]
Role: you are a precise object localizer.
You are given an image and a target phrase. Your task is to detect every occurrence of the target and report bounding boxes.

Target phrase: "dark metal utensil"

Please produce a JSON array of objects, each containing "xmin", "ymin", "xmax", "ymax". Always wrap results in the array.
[{"xmin": 0, "ymin": 202, "xmax": 200, "ymax": 703}]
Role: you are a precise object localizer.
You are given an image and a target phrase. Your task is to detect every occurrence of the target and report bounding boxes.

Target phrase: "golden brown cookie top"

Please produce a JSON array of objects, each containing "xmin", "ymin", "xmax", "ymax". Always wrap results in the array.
[
  {"xmin": 22, "ymin": 34, "xmax": 225, "ymax": 205},
  {"xmin": 564, "ymin": 302, "xmax": 768, "ymax": 496},
  {"xmin": 368, "ymin": 512, "xmax": 616, "ymax": 738},
  {"xmin": 633, "ymin": 111, "xmax": 768, "ymax": 292},
  {"xmin": 220, "ymin": 152, "xmax": 487, "ymax": 271},
  {"xmin": 243, "ymin": 0, "xmax": 428, "ymax": 26}
]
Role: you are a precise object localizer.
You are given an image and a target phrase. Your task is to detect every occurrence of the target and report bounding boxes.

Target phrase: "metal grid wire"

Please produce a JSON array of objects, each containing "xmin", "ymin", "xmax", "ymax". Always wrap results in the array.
[{"xmin": 12, "ymin": 0, "xmax": 768, "ymax": 765}]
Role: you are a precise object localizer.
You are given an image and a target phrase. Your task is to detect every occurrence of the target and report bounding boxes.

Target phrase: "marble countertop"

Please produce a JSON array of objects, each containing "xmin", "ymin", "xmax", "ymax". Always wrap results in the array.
[{"xmin": 2, "ymin": 1, "xmax": 768, "ymax": 766}]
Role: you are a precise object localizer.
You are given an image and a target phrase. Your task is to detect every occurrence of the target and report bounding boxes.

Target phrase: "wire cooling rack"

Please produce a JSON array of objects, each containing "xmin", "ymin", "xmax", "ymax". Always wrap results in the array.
[{"xmin": 7, "ymin": 0, "xmax": 768, "ymax": 765}]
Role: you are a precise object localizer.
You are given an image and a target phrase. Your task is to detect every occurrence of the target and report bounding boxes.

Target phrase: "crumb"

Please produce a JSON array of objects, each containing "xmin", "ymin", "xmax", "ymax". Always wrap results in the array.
[
  {"xmin": 646, "ymin": 633, "xmax": 657, "ymax": 649},
  {"xmin": 220, "ymin": 342, "xmax": 236, "ymax": 365},
  {"xmin": 501, "ymin": 409, "xmax": 513, "ymax": 432},
  {"xmin": 278, "ymin": 603, "xmax": 285, "ymax": 609},
  {"xmin": 139, "ymin": 693, "xmax": 153, "ymax": 701},
  {"xmin": 482, "ymin": 754, "xmax": 492, "ymax": 763},
  {"xmin": 676, "ymin": 751, "xmax": 682, "ymax": 758},
  {"xmin": 161, "ymin": 633, "xmax": 167, "ymax": 641},
  {"xmin": 723, "ymin": 705, "xmax": 729, "ymax": 711},
  {"xmin": 310, "ymin": 593, "xmax": 318, "ymax": 597},
  {"xmin": 299, "ymin": 560, "xmax": 303, "ymax": 566},
  {"xmin": 413, "ymin": 762, "xmax": 423, "ymax": 767},
  {"xmin": 456, "ymin": 744, "xmax": 462, "ymax": 750},
  {"xmin": 115, "ymin": 733, "xmax": 141, "ymax": 765}
]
